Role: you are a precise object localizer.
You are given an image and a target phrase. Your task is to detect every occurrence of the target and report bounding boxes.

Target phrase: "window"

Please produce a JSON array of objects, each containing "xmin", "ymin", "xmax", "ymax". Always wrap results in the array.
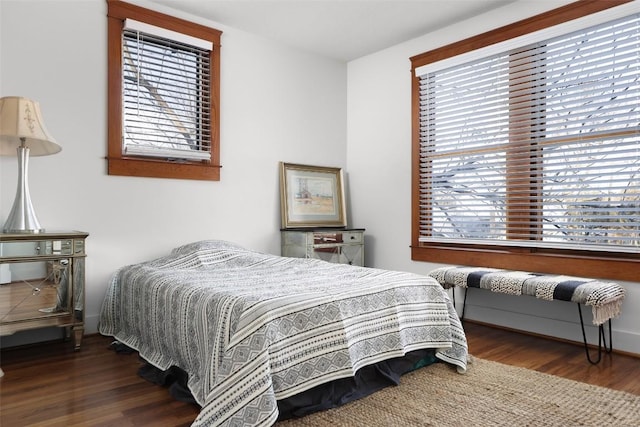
[
  {"xmin": 410, "ymin": 1, "xmax": 640, "ymax": 281},
  {"xmin": 107, "ymin": 0, "xmax": 222, "ymax": 180}
]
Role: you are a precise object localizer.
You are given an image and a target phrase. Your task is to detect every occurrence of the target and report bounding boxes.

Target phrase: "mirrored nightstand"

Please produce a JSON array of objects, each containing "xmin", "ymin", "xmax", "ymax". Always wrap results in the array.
[{"xmin": 0, "ymin": 231, "xmax": 88, "ymax": 351}]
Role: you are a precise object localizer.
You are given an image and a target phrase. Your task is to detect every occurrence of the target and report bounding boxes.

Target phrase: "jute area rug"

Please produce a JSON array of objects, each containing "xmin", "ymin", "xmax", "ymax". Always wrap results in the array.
[{"xmin": 277, "ymin": 356, "xmax": 640, "ymax": 426}]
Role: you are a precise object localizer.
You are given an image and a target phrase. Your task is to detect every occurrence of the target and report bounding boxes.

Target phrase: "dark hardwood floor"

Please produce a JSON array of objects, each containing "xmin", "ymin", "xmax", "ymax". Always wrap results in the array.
[{"xmin": 1, "ymin": 321, "xmax": 639, "ymax": 426}]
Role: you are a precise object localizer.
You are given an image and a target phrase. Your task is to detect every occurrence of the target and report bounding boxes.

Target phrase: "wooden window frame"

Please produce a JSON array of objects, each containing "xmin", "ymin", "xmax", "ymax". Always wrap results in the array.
[
  {"xmin": 107, "ymin": 0, "xmax": 222, "ymax": 181},
  {"xmin": 410, "ymin": 0, "xmax": 639, "ymax": 281}
]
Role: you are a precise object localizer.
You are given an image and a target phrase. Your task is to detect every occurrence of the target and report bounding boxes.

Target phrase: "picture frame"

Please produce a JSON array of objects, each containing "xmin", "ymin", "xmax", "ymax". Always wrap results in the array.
[{"xmin": 280, "ymin": 162, "xmax": 347, "ymax": 228}]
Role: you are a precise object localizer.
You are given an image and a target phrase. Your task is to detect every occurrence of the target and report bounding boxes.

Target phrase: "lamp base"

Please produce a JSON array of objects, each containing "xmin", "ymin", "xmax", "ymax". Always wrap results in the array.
[{"xmin": 3, "ymin": 144, "xmax": 45, "ymax": 234}]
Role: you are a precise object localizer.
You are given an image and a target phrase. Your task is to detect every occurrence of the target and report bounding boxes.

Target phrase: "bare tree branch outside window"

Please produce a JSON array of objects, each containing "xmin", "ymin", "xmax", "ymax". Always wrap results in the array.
[
  {"xmin": 122, "ymin": 30, "xmax": 211, "ymax": 159},
  {"xmin": 421, "ymin": 14, "xmax": 639, "ymax": 249}
]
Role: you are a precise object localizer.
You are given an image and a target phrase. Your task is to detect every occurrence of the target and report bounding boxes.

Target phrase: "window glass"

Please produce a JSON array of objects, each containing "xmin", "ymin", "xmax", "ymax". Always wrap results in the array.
[{"xmin": 122, "ymin": 29, "xmax": 211, "ymax": 161}]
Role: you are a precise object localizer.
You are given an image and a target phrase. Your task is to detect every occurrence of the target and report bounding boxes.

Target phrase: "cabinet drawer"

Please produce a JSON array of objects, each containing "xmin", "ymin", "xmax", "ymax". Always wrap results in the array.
[
  {"xmin": 341, "ymin": 231, "xmax": 363, "ymax": 244},
  {"xmin": 313, "ymin": 232, "xmax": 343, "ymax": 245}
]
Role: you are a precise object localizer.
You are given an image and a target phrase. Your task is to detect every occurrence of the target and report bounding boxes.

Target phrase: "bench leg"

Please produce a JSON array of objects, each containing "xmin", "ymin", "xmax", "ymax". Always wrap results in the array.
[
  {"xmin": 577, "ymin": 304, "xmax": 613, "ymax": 365},
  {"xmin": 451, "ymin": 287, "xmax": 468, "ymax": 321},
  {"xmin": 461, "ymin": 287, "xmax": 468, "ymax": 320}
]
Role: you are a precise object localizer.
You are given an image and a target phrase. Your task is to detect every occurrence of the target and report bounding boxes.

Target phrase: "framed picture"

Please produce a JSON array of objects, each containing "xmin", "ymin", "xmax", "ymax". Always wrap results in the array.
[{"xmin": 280, "ymin": 162, "xmax": 347, "ymax": 228}]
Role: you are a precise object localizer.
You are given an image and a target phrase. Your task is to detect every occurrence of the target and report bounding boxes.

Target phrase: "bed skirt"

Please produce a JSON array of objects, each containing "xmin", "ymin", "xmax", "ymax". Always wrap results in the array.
[{"xmin": 133, "ymin": 346, "xmax": 439, "ymax": 421}]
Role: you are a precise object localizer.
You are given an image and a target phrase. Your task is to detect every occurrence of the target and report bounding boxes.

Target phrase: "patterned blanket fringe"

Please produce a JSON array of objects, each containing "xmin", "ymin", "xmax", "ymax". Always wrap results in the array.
[{"xmin": 592, "ymin": 299, "xmax": 623, "ymax": 326}]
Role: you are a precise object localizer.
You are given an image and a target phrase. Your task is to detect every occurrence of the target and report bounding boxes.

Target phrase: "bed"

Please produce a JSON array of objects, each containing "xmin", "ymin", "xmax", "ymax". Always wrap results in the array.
[{"xmin": 99, "ymin": 240, "xmax": 468, "ymax": 426}]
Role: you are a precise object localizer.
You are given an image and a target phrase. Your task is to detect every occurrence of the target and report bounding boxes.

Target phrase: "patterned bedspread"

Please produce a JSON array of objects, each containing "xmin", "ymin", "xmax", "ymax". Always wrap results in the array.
[{"xmin": 99, "ymin": 240, "xmax": 467, "ymax": 426}]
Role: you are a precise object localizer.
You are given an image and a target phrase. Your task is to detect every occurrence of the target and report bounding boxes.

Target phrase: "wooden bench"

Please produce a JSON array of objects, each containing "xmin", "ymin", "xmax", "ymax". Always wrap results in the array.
[{"xmin": 428, "ymin": 266, "xmax": 626, "ymax": 364}]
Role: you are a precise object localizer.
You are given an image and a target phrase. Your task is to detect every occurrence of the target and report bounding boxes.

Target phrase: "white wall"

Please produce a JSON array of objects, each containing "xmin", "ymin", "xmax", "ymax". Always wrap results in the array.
[
  {"xmin": 347, "ymin": 0, "xmax": 640, "ymax": 355},
  {"xmin": 0, "ymin": 0, "xmax": 347, "ymax": 343}
]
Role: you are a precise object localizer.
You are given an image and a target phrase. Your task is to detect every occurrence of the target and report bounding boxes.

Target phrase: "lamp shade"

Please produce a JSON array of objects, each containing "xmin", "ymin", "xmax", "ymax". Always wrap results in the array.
[{"xmin": 0, "ymin": 96, "xmax": 62, "ymax": 156}]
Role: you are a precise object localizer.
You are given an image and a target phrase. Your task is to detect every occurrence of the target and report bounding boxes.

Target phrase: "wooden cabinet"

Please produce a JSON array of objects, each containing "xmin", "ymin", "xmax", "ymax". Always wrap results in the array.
[
  {"xmin": 0, "ymin": 231, "xmax": 88, "ymax": 351},
  {"xmin": 281, "ymin": 228, "xmax": 365, "ymax": 266}
]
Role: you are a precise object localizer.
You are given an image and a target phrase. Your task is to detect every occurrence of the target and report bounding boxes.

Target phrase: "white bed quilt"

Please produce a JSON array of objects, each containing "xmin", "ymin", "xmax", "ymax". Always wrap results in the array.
[{"xmin": 99, "ymin": 240, "xmax": 467, "ymax": 426}]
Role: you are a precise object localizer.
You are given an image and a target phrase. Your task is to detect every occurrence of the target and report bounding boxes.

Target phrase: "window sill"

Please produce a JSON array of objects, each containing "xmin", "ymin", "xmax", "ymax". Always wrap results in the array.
[
  {"xmin": 107, "ymin": 157, "xmax": 221, "ymax": 181},
  {"xmin": 411, "ymin": 244, "xmax": 639, "ymax": 282}
]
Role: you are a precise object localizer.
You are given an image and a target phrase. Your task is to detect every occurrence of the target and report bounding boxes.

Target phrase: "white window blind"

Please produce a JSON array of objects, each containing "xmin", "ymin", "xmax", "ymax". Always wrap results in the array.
[
  {"xmin": 418, "ymin": 12, "xmax": 640, "ymax": 251},
  {"xmin": 122, "ymin": 24, "xmax": 211, "ymax": 161}
]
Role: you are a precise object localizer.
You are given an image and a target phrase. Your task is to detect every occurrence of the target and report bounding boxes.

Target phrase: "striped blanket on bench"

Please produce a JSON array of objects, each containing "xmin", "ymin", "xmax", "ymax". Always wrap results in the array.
[{"xmin": 428, "ymin": 267, "xmax": 625, "ymax": 325}]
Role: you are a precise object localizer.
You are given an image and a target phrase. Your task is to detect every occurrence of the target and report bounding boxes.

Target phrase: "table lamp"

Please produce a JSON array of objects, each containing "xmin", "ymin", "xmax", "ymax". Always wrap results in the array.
[{"xmin": 0, "ymin": 96, "xmax": 62, "ymax": 233}]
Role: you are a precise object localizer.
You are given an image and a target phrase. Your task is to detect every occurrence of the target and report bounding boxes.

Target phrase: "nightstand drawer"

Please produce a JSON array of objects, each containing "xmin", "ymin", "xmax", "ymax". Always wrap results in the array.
[
  {"xmin": 341, "ymin": 231, "xmax": 363, "ymax": 244},
  {"xmin": 313, "ymin": 232, "xmax": 343, "ymax": 245}
]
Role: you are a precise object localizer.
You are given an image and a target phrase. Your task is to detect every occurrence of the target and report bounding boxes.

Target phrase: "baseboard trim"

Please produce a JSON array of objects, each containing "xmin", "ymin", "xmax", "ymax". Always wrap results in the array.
[{"xmin": 463, "ymin": 318, "xmax": 640, "ymax": 359}]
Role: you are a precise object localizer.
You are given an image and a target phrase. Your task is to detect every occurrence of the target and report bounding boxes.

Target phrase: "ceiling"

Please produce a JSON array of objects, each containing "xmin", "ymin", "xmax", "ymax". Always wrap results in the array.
[{"xmin": 148, "ymin": 0, "xmax": 518, "ymax": 62}]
